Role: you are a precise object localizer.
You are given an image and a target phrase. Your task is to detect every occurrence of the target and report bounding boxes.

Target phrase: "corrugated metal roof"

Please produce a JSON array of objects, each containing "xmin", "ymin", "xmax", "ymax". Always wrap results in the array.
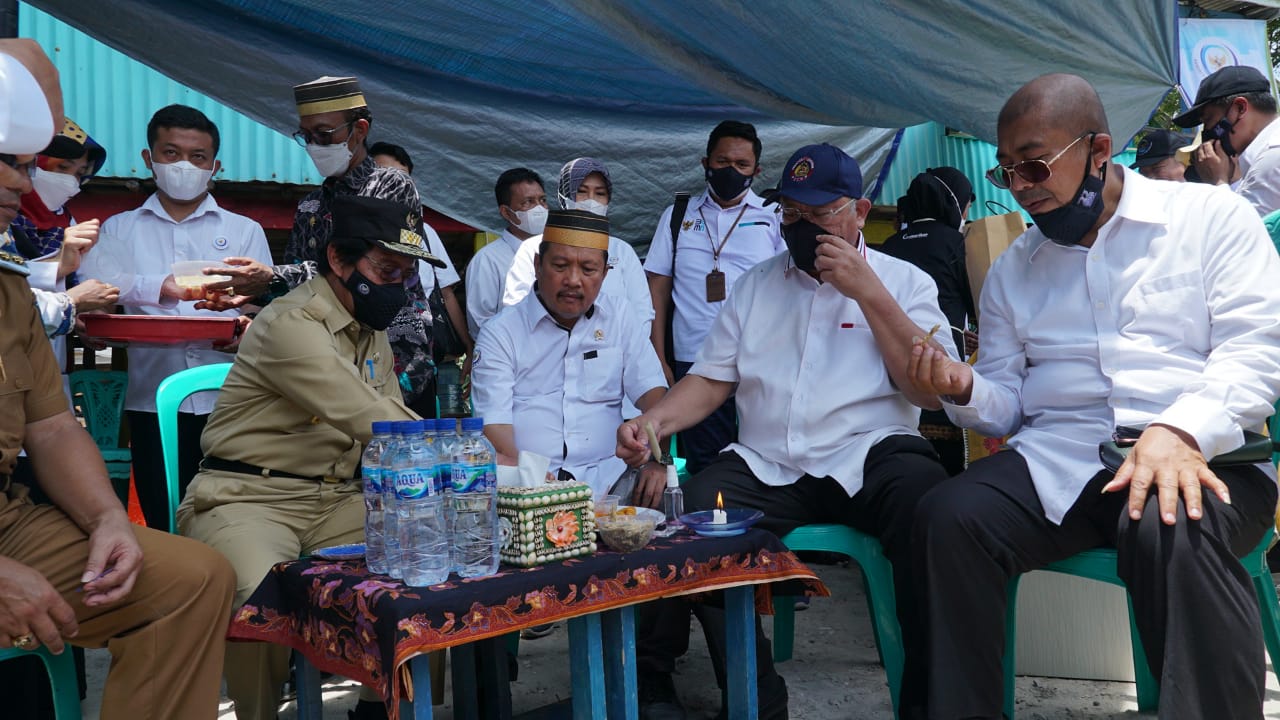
[
  {"xmin": 878, "ymin": 122, "xmax": 1138, "ymax": 221},
  {"xmin": 19, "ymin": 2, "xmax": 320, "ymax": 185},
  {"xmin": 1189, "ymin": 0, "xmax": 1280, "ymax": 20}
]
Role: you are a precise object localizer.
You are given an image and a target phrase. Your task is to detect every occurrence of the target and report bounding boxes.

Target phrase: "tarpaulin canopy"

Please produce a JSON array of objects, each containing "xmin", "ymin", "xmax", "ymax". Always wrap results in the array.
[{"xmin": 29, "ymin": 0, "xmax": 1177, "ymax": 242}]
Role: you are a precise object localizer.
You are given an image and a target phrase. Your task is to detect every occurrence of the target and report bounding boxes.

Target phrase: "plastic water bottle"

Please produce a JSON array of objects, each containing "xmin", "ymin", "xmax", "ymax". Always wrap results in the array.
[
  {"xmin": 449, "ymin": 417, "xmax": 499, "ymax": 578},
  {"xmin": 660, "ymin": 464, "xmax": 686, "ymax": 537},
  {"xmin": 395, "ymin": 420, "xmax": 451, "ymax": 586},
  {"xmin": 433, "ymin": 419, "xmax": 459, "ymax": 572},
  {"xmin": 362, "ymin": 421, "xmax": 394, "ymax": 574},
  {"xmin": 381, "ymin": 422, "xmax": 407, "ymax": 578}
]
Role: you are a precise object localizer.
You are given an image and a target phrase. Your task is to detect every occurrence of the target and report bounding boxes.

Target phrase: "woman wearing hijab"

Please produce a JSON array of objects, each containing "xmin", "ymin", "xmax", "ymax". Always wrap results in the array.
[{"xmin": 879, "ymin": 166, "xmax": 976, "ymax": 475}]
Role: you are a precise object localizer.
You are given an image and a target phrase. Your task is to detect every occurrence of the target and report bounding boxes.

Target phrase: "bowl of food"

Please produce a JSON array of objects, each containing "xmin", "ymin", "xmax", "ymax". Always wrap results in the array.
[
  {"xmin": 595, "ymin": 510, "xmax": 658, "ymax": 553},
  {"xmin": 171, "ymin": 260, "xmax": 232, "ymax": 300}
]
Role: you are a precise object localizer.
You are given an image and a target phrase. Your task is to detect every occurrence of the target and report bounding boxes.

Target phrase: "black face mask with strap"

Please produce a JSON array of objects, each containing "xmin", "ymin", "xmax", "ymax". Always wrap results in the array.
[
  {"xmin": 1029, "ymin": 134, "xmax": 1106, "ymax": 247},
  {"xmin": 344, "ymin": 268, "xmax": 406, "ymax": 330}
]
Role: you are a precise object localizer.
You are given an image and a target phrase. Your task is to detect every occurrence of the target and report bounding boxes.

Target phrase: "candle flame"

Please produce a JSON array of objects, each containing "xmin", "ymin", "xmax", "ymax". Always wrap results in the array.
[{"xmin": 716, "ymin": 491, "xmax": 724, "ymax": 510}]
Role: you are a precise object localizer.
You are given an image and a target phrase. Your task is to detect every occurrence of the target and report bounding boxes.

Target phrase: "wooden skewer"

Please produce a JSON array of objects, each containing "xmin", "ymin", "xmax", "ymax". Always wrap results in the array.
[
  {"xmin": 922, "ymin": 323, "xmax": 941, "ymax": 345},
  {"xmin": 644, "ymin": 422, "xmax": 663, "ymax": 464}
]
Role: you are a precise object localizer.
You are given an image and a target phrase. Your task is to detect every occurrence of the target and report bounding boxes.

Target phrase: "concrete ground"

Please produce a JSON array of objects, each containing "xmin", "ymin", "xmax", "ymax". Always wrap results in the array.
[{"xmin": 79, "ymin": 559, "xmax": 1280, "ymax": 719}]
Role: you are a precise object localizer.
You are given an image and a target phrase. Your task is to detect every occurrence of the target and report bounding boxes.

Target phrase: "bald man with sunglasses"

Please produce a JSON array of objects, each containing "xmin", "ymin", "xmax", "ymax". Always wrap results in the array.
[{"xmin": 907, "ymin": 73, "xmax": 1280, "ymax": 719}]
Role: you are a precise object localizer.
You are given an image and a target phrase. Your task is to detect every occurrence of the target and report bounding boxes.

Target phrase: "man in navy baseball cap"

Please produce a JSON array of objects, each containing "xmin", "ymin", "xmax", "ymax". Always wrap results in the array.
[{"xmin": 766, "ymin": 143, "xmax": 869, "ymax": 273}]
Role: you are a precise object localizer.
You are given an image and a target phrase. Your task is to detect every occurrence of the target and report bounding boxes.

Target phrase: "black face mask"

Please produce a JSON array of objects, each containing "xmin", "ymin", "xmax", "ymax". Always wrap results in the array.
[
  {"xmin": 1207, "ymin": 112, "xmax": 1240, "ymax": 157},
  {"xmin": 344, "ymin": 268, "xmax": 406, "ymax": 330},
  {"xmin": 781, "ymin": 218, "xmax": 825, "ymax": 273},
  {"xmin": 1030, "ymin": 142, "xmax": 1106, "ymax": 247},
  {"xmin": 705, "ymin": 164, "xmax": 753, "ymax": 201}
]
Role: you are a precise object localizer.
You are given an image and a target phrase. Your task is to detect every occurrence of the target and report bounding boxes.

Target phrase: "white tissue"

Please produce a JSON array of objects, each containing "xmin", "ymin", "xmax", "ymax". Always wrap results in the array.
[{"xmin": 496, "ymin": 451, "xmax": 551, "ymax": 488}]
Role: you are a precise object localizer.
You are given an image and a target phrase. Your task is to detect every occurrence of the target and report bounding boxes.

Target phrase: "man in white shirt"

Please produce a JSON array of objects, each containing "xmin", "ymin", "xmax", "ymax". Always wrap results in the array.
[
  {"xmin": 619, "ymin": 144, "xmax": 953, "ymax": 720},
  {"xmin": 464, "ymin": 167, "xmax": 547, "ymax": 336},
  {"xmin": 644, "ymin": 121, "xmax": 784, "ymax": 476},
  {"xmin": 81, "ymin": 105, "xmax": 271, "ymax": 531},
  {"xmin": 502, "ymin": 157, "xmax": 652, "ymax": 327},
  {"xmin": 1175, "ymin": 65, "xmax": 1280, "ymax": 214},
  {"xmin": 475, "ymin": 209, "xmax": 667, "ymax": 502},
  {"xmin": 910, "ymin": 74, "xmax": 1280, "ymax": 720}
]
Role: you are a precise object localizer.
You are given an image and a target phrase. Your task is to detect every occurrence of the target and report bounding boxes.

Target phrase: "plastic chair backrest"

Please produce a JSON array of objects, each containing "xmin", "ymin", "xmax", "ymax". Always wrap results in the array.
[
  {"xmin": 156, "ymin": 363, "xmax": 232, "ymax": 533},
  {"xmin": 0, "ymin": 646, "xmax": 80, "ymax": 718},
  {"xmin": 68, "ymin": 370, "xmax": 128, "ymax": 450}
]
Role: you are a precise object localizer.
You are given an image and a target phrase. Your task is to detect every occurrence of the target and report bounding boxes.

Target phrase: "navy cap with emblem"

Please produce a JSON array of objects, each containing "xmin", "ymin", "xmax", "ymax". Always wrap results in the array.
[
  {"xmin": 1173, "ymin": 65, "xmax": 1272, "ymax": 128},
  {"xmin": 1129, "ymin": 130, "xmax": 1192, "ymax": 169},
  {"xmin": 765, "ymin": 143, "xmax": 863, "ymax": 206},
  {"xmin": 329, "ymin": 195, "xmax": 445, "ymax": 267}
]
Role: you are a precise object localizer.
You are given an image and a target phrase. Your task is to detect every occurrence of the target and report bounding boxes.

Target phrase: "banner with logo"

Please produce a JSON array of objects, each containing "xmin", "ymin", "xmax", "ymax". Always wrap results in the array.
[{"xmin": 1178, "ymin": 18, "xmax": 1274, "ymax": 105}]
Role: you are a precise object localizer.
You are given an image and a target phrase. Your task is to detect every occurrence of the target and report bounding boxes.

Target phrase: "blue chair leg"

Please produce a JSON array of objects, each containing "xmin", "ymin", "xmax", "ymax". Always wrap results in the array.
[
  {"xmin": 294, "ymin": 652, "xmax": 323, "ymax": 720},
  {"xmin": 602, "ymin": 606, "xmax": 639, "ymax": 720},
  {"xmin": 568, "ymin": 614, "xmax": 607, "ymax": 720},
  {"xmin": 859, "ymin": 564, "xmax": 904, "ymax": 712},
  {"xmin": 1254, "ymin": 568, "xmax": 1280, "ymax": 685},
  {"xmin": 1124, "ymin": 596, "xmax": 1159, "ymax": 711},
  {"xmin": 407, "ymin": 653, "xmax": 436, "ymax": 720}
]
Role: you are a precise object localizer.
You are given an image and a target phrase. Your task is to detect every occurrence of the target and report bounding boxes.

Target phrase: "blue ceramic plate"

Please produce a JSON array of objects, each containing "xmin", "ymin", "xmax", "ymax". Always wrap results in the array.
[
  {"xmin": 678, "ymin": 509, "xmax": 764, "ymax": 538},
  {"xmin": 313, "ymin": 543, "xmax": 366, "ymax": 561}
]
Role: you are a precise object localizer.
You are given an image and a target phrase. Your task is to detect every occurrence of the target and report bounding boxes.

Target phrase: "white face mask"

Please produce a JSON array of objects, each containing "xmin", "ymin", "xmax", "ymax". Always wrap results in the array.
[
  {"xmin": 306, "ymin": 141, "xmax": 354, "ymax": 178},
  {"xmin": 152, "ymin": 160, "xmax": 213, "ymax": 202},
  {"xmin": 31, "ymin": 168, "xmax": 81, "ymax": 210},
  {"xmin": 511, "ymin": 204, "xmax": 548, "ymax": 235},
  {"xmin": 564, "ymin": 198, "xmax": 609, "ymax": 217}
]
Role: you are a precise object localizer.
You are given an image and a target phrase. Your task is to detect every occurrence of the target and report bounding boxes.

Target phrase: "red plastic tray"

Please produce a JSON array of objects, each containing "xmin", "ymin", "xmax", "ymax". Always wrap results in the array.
[{"xmin": 81, "ymin": 314, "xmax": 237, "ymax": 345}]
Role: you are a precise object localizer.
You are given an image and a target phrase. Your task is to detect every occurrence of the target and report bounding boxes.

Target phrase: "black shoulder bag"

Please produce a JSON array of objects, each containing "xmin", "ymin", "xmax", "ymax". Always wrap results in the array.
[{"xmin": 662, "ymin": 192, "xmax": 691, "ymax": 367}]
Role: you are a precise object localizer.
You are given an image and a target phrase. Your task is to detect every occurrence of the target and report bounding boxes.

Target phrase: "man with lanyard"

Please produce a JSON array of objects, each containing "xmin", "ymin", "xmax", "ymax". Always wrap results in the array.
[
  {"xmin": 0, "ymin": 39, "xmax": 237, "ymax": 720},
  {"xmin": 465, "ymin": 167, "xmax": 548, "ymax": 336},
  {"xmin": 473, "ymin": 209, "xmax": 667, "ymax": 504},
  {"xmin": 620, "ymin": 144, "xmax": 953, "ymax": 720},
  {"xmin": 1175, "ymin": 65, "xmax": 1280, "ymax": 214},
  {"xmin": 644, "ymin": 120, "xmax": 783, "ymax": 475},
  {"xmin": 179, "ymin": 194, "xmax": 436, "ymax": 720},
  {"xmin": 909, "ymin": 73, "xmax": 1280, "ymax": 719}
]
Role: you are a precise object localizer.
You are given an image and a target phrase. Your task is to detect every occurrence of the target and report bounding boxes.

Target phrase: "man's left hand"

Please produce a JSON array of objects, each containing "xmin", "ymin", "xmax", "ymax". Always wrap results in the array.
[
  {"xmin": 1102, "ymin": 423, "xmax": 1231, "ymax": 525},
  {"xmin": 631, "ymin": 463, "xmax": 667, "ymax": 510},
  {"xmin": 79, "ymin": 512, "xmax": 142, "ymax": 607},
  {"xmin": 814, "ymin": 234, "xmax": 875, "ymax": 300}
]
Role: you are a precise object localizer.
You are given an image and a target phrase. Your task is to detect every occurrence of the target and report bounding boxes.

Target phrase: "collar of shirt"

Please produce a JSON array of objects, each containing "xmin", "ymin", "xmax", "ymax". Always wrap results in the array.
[
  {"xmin": 520, "ymin": 282, "xmax": 597, "ymax": 332},
  {"xmin": 1026, "ymin": 166, "xmax": 1165, "ymax": 262},
  {"xmin": 695, "ymin": 187, "xmax": 766, "ymax": 213},
  {"xmin": 333, "ymin": 154, "xmax": 376, "ymax": 195},
  {"xmin": 304, "ymin": 274, "xmax": 363, "ymax": 337},
  {"xmin": 1239, "ymin": 116, "xmax": 1280, "ymax": 177},
  {"xmin": 138, "ymin": 191, "xmax": 224, "ymax": 224},
  {"xmin": 500, "ymin": 228, "xmax": 525, "ymax": 254}
]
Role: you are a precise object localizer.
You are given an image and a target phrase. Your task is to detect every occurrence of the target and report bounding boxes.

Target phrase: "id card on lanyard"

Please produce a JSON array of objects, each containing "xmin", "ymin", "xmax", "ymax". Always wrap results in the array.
[{"xmin": 699, "ymin": 204, "xmax": 750, "ymax": 302}]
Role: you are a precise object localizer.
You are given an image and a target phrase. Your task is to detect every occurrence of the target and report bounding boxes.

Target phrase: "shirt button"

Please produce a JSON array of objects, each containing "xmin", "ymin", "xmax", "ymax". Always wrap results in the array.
[{"xmin": 1095, "ymin": 301, "xmax": 1105, "ymax": 309}]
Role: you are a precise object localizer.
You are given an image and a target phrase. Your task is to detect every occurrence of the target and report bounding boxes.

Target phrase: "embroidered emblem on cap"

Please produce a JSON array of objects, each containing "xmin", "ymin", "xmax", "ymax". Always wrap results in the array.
[
  {"xmin": 790, "ymin": 157, "xmax": 814, "ymax": 182},
  {"xmin": 213, "ymin": 236, "xmax": 229, "ymax": 251},
  {"xmin": 357, "ymin": 282, "xmax": 371, "ymax": 295},
  {"xmin": 1137, "ymin": 139, "xmax": 1152, "ymax": 155},
  {"xmin": 399, "ymin": 229, "xmax": 424, "ymax": 248}
]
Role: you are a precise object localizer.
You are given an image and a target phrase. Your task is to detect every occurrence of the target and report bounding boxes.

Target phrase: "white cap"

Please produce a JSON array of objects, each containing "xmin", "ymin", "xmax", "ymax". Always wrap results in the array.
[{"xmin": 666, "ymin": 464, "xmax": 679, "ymax": 488}]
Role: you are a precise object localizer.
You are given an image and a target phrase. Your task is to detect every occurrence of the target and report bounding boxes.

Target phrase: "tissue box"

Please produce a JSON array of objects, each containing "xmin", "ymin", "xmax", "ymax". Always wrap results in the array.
[{"xmin": 497, "ymin": 481, "xmax": 596, "ymax": 567}]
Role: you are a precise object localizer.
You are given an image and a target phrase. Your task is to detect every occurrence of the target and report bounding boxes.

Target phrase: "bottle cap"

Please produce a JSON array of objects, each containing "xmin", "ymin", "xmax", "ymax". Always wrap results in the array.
[
  {"xmin": 666, "ymin": 464, "xmax": 679, "ymax": 488},
  {"xmin": 461, "ymin": 417, "xmax": 484, "ymax": 432},
  {"xmin": 371, "ymin": 420, "xmax": 393, "ymax": 434},
  {"xmin": 420, "ymin": 418, "xmax": 437, "ymax": 434}
]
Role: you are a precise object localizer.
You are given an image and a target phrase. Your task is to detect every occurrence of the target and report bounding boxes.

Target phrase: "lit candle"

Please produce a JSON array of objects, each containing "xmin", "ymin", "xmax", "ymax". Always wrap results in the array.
[{"xmin": 712, "ymin": 491, "xmax": 727, "ymax": 525}]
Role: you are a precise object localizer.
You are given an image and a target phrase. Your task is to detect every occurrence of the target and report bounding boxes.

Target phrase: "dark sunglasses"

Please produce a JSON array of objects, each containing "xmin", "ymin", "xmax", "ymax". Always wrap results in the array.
[{"xmin": 986, "ymin": 133, "xmax": 1094, "ymax": 190}]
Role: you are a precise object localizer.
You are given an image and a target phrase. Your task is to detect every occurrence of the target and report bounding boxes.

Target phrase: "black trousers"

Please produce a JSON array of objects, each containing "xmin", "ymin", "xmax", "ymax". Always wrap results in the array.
[
  {"xmin": 912, "ymin": 449, "xmax": 1277, "ymax": 720},
  {"xmin": 126, "ymin": 410, "xmax": 208, "ymax": 531},
  {"xmin": 638, "ymin": 436, "xmax": 949, "ymax": 706},
  {"xmin": 671, "ymin": 361, "xmax": 737, "ymax": 475}
]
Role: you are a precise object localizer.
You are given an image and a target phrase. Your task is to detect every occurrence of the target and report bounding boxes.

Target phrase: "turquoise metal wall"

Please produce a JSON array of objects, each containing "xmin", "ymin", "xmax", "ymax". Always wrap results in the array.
[
  {"xmin": 19, "ymin": 3, "xmax": 320, "ymax": 185},
  {"xmin": 879, "ymin": 122, "xmax": 1139, "ymax": 221}
]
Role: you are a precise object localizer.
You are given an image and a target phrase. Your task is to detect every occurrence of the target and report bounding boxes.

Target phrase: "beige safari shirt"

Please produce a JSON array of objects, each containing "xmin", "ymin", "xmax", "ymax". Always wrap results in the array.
[
  {"xmin": 198, "ymin": 276, "xmax": 416, "ymax": 480},
  {"xmin": 1, "ymin": 270, "xmax": 68, "ymax": 477}
]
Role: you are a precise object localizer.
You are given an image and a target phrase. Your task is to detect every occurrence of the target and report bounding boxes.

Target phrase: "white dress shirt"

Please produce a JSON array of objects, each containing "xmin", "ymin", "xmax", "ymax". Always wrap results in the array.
[
  {"xmin": 472, "ymin": 291, "xmax": 667, "ymax": 499},
  {"xmin": 419, "ymin": 223, "xmax": 460, "ymax": 288},
  {"xmin": 80, "ymin": 193, "xmax": 271, "ymax": 414},
  {"xmin": 1236, "ymin": 116, "xmax": 1280, "ymax": 216},
  {"xmin": 502, "ymin": 234, "xmax": 654, "ymax": 326},
  {"xmin": 644, "ymin": 189, "xmax": 784, "ymax": 362},
  {"xmin": 945, "ymin": 167, "xmax": 1280, "ymax": 524},
  {"xmin": 0, "ymin": 52, "xmax": 55, "ymax": 153},
  {"xmin": 464, "ymin": 228, "xmax": 523, "ymax": 337},
  {"xmin": 692, "ymin": 244, "xmax": 954, "ymax": 496}
]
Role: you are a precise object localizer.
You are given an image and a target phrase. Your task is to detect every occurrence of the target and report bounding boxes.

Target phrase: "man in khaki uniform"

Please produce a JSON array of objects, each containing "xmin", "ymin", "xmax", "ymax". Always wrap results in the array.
[
  {"xmin": 0, "ymin": 41, "xmax": 236, "ymax": 720},
  {"xmin": 179, "ymin": 193, "xmax": 441, "ymax": 720}
]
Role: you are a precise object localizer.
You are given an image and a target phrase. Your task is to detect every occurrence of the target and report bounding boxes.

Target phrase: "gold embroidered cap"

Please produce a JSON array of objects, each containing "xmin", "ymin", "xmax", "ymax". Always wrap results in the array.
[
  {"xmin": 543, "ymin": 209, "xmax": 609, "ymax": 251},
  {"xmin": 294, "ymin": 76, "xmax": 367, "ymax": 116}
]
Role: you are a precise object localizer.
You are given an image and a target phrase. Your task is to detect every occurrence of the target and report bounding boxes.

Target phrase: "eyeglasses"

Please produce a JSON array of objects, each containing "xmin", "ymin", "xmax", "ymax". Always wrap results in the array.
[
  {"xmin": 985, "ymin": 133, "xmax": 1092, "ymax": 190},
  {"xmin": 774, "ymin": 198, "xmax": 854, "ymax": 223},
  {"xmin": 361, "ymin": 254, "xmax": 410, "ymax": 283},
  {"xmin": 0, "ymin": 154, "xmax": 37, "ymax": 180},
  {"xmin": 291, "ymin": 121, "xmax": 354, "ymax": 148}
]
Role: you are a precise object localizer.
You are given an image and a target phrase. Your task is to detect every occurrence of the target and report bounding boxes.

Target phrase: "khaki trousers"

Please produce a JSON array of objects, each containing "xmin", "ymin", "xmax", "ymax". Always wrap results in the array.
[
  {"xmin": 0, "ymin": 493, "xmax": 236, "ymax": 720},
  {"xmin": 179, "ymin": 470, "xmax": 366, "ymax": 720}
]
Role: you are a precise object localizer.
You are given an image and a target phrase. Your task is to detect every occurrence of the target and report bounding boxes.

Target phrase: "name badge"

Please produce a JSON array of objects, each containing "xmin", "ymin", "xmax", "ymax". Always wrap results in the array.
[{"xmin": 705, "ymin": 270, "xmax": 726, "ymax": 302}]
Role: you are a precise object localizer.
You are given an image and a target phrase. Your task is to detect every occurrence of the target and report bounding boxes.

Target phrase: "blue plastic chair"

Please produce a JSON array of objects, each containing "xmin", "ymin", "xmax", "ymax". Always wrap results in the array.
[
  {"xmin": 155, "ymin": 363, "xmax": 233, "ymax": 533},
  {"xmin": 69, "ymin": 369, "xmax": 132, "ymax": 505},
  {"xmin": 0, "ymin": 646, "xmax": 80, "ymax": 718},
  {"xmin": 773, "ymin": 524, "xmax": 905, "ymax": 717},
  {"xmin": 1001, "ymin": 529, "xmax": 1280, "ymax": 718}
]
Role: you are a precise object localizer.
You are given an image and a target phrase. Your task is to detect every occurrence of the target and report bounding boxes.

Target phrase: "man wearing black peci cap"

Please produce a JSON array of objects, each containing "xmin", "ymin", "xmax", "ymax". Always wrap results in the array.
[
  {"xmin": 179, "ymin": 194, "xmax": 434, "ymax": 720},
  {"xmin": 618, "ymin": 143, "xmax": 954, "ymax": 720},
  {"xmin": 1129, "ymin": 129, "xmax": 1191, "ymax": 182},
  {"xmin": 1174, "ymin": 65, "xmax": 1280, "ymax": 213}
]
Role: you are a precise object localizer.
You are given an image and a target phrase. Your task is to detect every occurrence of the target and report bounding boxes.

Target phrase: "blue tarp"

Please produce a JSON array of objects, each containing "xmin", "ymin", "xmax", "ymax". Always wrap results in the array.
[{"xmin": 29, "ymin": 1, "xmax": 1178, "ymax": 240}]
